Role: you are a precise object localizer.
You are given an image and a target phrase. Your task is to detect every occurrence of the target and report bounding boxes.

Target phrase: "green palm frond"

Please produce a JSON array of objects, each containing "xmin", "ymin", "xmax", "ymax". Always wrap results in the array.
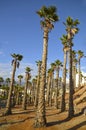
[
  {"xmin": 50, "ymin": 62, "xmax": 56, "ymax": 70},
  {"xmin": 11, "ymin": 59, "xmax": 14, "ymax": 65},
  {"xmin": 37, "ymin": 5, "xmax": 59, "ymax": 26},
  {"xmin": 77, "ymin": 50, "xmax": 84, "ymax": 58},
  {"xmin": 73, "ymin": 19, "xmax": 80, "ymax": 26},
  {"xmin": 11, "ymin": 53, "xmax": 23, "ymax": 61},
  {"xmin": 25, "ymin": 67, "xmax": 31, "ymax": 73},
  {"xmin": 55, "ymin": 60, "xmax": 62, "ymax": 66},
  {"xmin": 36, "ymin": 60, "xmax": 42, "ymax": 66},
  {"xmin": 66, "ymin": 16, "xmax": 73, "ymax": 26}
]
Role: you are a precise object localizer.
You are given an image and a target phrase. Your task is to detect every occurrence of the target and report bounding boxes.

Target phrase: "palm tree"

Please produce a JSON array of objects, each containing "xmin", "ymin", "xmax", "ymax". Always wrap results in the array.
[
  {"xmin": 54, "ymin": 60, "xmax": 62, "ymax": 109},
  {"xmin": 49, "ymin": 63, "xmax": 56, "ymax": 106},
  {"xmin": 0, "ymin": 77, "xmax": 4, "ymax": 87},
  {"xmin": 4, "ymin": 53, "xmax": 23, "ymax": 115},
  {"xmin": 46, "ymin": 68, "xmax": 53, "ymax": 106},
  {"xmin": 34, "ymin": 60, "xmax": 42, "ymax": 108},
  {"xmin": 77, "ymin": 50, "xmax": 84, "ymax": 87},
  {"xmin": 73, "ymin": 58, "xmax": 77, "ymax": 89},
  {"xmin": 15, "ymin": 75, "xmax": 23, "ymax": 105},
  {"xmin": 64, "ymin": 16, "xmax": 79, "ymax": 118},
  {"xmin": 5, "ymin": 78, "xmax": 11, "ymax": 87},
  {"xmin": 72, "ymin": 50, "xmax": 77, "ymax": 93},
  {"xmin": 34, "ymin": 6, "xmax": 59, "ymax": 128},
  {"xmin": 22, "ymin": 67, "xmax": 31, "ymax": 110},
  {"xmin": 60, "ymin": 35, "xmax": 69, "ymax": 112},
  {"xmin": 32, "ymin": 78, "xmax": 37, "ymax": 105},
  {"xmin": 18, "ymin": 75, "xmax": 23, "ymax": 86}
]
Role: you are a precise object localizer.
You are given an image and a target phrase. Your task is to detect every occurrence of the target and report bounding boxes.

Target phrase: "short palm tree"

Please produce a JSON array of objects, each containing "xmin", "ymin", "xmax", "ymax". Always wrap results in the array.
[
  {"xmin": 22, "ymin": 67, "xmax": 31, "ymax": 110},
  {"xmin": 34, "ymin": 5, "xmax": 59, "ymax": 128},
  {"xmin": 64, "ymin": 16, "xmax": 79, "ymax": 118},
  {"xmin": 77, "ymin": 50, "xmax": 84, "ymax": 87},
  {"xmin": 4, "ymin": 53, "xmax": 23, "ymax": 115}
]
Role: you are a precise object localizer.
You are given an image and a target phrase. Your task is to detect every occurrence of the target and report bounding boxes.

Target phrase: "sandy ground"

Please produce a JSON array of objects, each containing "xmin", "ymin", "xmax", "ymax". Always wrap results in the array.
[{"xmin": 0, "ymin": 105, "xmax": 86, "ymax": 130}]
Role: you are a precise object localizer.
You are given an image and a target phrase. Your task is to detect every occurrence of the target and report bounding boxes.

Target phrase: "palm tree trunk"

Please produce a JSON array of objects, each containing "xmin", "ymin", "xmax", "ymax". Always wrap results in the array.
[
  {"xmin": 46, "ymin": 76, "xmax": 51, "ymax": 106},
  {"xmin": 78, "ymin": 59, "xmax": 80, "ymax": 87},
  {"xmin": 61, "ymin": 50, "xmax": 67, "ymax": 112},
  {"xmin": 55, "ymin": 69, "xmax": 59, "ymax": 109},
  {"xmin": 16, "ymin": 92, "xmax": 19, "ymax": 105},
  {"xmin": 72, "ymin": 63, "xmax": 75, "ymax": 94},
  {"xmin": 34, "ymin": 27, "xmax": 48, "ymax": 127},
  {"xmin": 68, "ymin": 46, "xmax": 74, "ymax": 118},
  {"xmin": 22, "ymin": 74, "xmax": 28, "ymax": 110},
  {"xmin": 4, "ymin": 61, "xmax": 16, "ymax": 115},
  {"xmin": 72, "ymin": 64, "xmax": 76, "ymax": 91},
  {"xmin": 49, "ymin": 74, "xmax": 54, "ymax": 106},
  {"xmin": 34, "ymin": 66, "xmax": 41, "ymax": 108}
]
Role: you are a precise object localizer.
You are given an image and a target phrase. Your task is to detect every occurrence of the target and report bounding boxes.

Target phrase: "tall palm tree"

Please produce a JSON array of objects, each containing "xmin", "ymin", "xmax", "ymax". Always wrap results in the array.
[
  {"xmin": 64, "ymin": 16, "xmax": 79, "ymax": 118},
  {"xmin": 77, "ymin": 50, "xmax": 84, "ymax": 87},
  {"xmin": 22, "ymin": 67, "xmax": 31, "ymax": 110},
  {"xmin": 34, "ymin": 60, "xmax": 42, "ymax": 108},
  {"xmin": 34, "ymin": 6, "xmax": 59, "ymax": 128},
  {"xmin": 4, "ymin": 53, "xmax": 23, "ymax": 115},
  {"xmin": 54, "ymin": 60, "xmax": 62, "ymax": 109},
  {"xmin": 60, "ymin": 34, "xmax": 69, "ymax": 112}
]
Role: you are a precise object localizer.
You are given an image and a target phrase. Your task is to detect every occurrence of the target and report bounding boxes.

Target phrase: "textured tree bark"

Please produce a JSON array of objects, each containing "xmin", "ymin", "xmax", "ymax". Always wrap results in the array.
[
  {"xmin": 34, "ymin": 64, "xmax": 41, "ymax": 108},
  {"xmin": 68, "ymin": 46, "xmax": 74, "ymax": 118},
  {"xmin": 22, "ymin": 74, "xmax": 28, "ymax": 110},
  {"xmin": 34, "ymin": 27, "xmax": 48, "ymax": 127},
  {"xmin": 4, "ymin": 61, "xmax": 16, "ymax": 115},
  {"xmin": 61, "ymin": 50, "xmax": 67, "ymax": 112}
]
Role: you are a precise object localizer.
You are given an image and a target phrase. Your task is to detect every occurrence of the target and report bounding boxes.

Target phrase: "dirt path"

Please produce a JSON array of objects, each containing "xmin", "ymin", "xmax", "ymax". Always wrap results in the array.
[{"xmin": 0, "ymin": 106, "xmax": 86, "ymax": 130}]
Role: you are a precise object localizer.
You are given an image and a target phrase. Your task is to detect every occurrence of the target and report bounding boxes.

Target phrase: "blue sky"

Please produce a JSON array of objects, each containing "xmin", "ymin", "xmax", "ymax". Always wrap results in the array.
[{"xmin": 0, "ymin": 0, "xmax": 86, "ymax": 80}]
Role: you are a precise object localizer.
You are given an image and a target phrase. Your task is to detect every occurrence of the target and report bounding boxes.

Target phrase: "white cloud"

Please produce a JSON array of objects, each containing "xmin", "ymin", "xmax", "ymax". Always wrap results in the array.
[{"xmin": 0, "ymin": 62, "xmax": 38, "ymax": 81}]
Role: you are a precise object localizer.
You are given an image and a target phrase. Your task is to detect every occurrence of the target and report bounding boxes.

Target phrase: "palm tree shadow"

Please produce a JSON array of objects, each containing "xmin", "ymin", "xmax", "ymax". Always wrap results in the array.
[
  {"xmin": 0, "ymin": 116, "xmax": 34, "ymax": 127},
  {"xmin": 12, "ymin": 109, "xmax": 34, "ymax": 115},
  {"xmin": 0, "ymin": 109, "xmax": 34, "ymax": 117},
  {"xmin": 47, "ymin": 117, "xmax": 71, "ymax": 127},
  {"xmin": 68, "ymin": 121, "xmax": 86, "ymax": 130},
  {"xmin": 47, "ymin": 107, "xmax": 86, "ymax": 128}
]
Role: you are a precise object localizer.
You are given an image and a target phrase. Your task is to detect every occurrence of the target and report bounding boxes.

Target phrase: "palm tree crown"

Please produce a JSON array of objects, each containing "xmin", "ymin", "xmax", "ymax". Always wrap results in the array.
[
  {"xmin": 11, "ymin": 53, "xmax": 23, "ymax": 68},
  {"xmin": 64, "ymin": 16, "xmax": 80, "ymax": 42},
  {"xmin": 37, "ymin": 6, "xmax": 59, "ymax": 30}
]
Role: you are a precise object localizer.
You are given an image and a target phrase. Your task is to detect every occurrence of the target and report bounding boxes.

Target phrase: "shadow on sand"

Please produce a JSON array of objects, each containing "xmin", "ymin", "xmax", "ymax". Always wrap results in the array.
[
  {"xmin": 47, "ymin": 117, "xmax": 71, "ymax": 127},
  {"xmin": 68, "ymin": 121, "xmax": 86, "ymax": 130}
]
